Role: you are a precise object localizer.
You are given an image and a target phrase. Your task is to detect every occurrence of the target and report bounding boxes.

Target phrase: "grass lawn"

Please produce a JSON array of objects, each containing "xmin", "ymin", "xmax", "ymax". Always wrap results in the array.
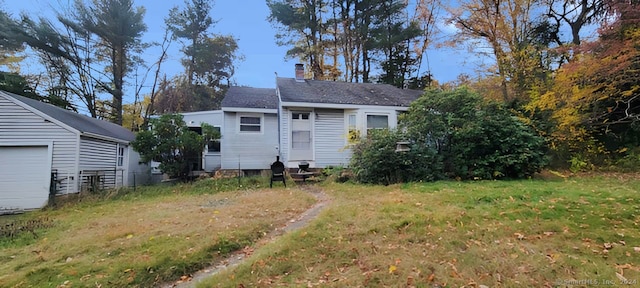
[
  {"xmin": 0, "ymin": 177, "xmax": 316, "ymax": 288},
  {"xmin": 200, "ymin": 174, "xmax": 640, "ymax": 287}
]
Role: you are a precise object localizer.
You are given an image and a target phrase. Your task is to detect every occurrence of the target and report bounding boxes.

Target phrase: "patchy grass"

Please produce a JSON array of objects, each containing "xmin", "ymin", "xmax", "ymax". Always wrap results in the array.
[
  {"xmin": 0, "ymin": 177, "xmax": 315, "ymax": 288},
  {"xmin": 201, "ymin": 176, "xmax": 640, "ymax": 287}
]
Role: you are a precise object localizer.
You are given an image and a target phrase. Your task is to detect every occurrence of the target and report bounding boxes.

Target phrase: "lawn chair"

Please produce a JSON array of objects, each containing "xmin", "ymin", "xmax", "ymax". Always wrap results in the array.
[{"xmin": 270, "ymin": 156, "xmax": 286, "ymax": 188}]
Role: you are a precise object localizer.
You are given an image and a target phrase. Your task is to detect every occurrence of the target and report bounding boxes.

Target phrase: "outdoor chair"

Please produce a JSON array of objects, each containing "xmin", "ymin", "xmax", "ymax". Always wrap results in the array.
[{"xmin": 270, "ymin": 156, "xmax": 286, "ymax": 188}]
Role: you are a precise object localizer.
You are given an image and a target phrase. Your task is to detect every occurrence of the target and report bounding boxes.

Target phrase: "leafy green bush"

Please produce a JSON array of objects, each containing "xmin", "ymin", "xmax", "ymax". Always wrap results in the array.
[
  {"xmin": 132, "ymin": 114, "xmax": 219, "ymax": 180},
  {"xmin": 612, "ymin": 147, "xmax": 640, "ymax": 172},
  {"xmin": 403, "ymin": 87, "xmax": 548, "ymax": 180},
  {"xmin": 448, "ymin": 103, "xmax": 548, "ymax": 179},
  {"xmin": 350, "ymin": 129, "xmax": 442, "ymax": 185},
  {"xmin": 351, "ymin": 87, "xmax": 548, "ymax": 184}
]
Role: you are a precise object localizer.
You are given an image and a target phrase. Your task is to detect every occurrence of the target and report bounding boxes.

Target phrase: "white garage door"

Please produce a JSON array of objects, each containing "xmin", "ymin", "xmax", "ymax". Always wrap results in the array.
[{"xmin": 0, "ymin": 146, "xmax": 51, "ymax": 210}]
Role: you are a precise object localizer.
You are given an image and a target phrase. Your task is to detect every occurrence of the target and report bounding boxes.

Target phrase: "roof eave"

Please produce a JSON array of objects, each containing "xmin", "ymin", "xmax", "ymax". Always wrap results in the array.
[
  {"xmin": 279, "ymin": 101, "xmax": 410, "ymax": 111},
  {"xmin": 222, "ymin": 107, "xmax": 278, "ymax": 114},
  {"xmin": 81, "ymin": 132, "xmax": 133, "ymax": 144}
]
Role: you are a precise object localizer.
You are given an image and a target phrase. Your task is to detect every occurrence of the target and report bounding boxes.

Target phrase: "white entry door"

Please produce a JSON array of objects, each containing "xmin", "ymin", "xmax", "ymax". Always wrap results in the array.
[{"xmin": 290, "ymin": 112, "xmax": 312, "ymax": 160}]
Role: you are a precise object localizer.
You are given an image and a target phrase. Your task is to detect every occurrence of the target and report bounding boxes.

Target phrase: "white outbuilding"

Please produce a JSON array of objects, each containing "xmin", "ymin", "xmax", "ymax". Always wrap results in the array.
[{"xmin": 0, "ymin": 90, "xmax": 149, "ymax": 211}]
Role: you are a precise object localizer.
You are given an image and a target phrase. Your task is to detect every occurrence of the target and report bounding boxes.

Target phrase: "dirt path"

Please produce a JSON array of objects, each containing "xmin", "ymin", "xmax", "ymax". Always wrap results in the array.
[{"xmin": 160, "ymin": 185, "xmax": 331, "ymax": 288}]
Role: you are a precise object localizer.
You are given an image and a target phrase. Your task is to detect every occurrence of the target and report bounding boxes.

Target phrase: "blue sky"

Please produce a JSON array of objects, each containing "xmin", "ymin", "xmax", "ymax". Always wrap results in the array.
[{"xmin": 4, "ymin": 0, "xmax": 474, "ymax": 103}]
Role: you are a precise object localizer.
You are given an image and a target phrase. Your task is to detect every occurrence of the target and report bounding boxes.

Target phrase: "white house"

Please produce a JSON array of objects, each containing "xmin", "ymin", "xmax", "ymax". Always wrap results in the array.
[
  {"xmin": 0, "ymin": 90, "xmax": 150, "ymax": 211},
  {"xmin": 215, "ymin": 65, "xmax": 422, "ymax": 171},
  {"xmin": 275, "ymin": 65, "xmax": 422, "ymax": 168}
]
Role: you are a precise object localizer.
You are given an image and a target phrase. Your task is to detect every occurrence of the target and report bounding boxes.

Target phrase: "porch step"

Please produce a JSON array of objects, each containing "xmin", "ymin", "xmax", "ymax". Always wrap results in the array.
[{"xmin": 289, "ymin": 168, "xmax": 321, "ymax": 183}]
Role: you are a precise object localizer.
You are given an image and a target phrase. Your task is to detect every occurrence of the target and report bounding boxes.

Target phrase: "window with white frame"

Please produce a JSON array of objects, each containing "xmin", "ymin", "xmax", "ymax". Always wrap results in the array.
[
  {"xmin": 346, "ymin": 113, "xmax": 360, "ymax": 144},
  {"xmin": 292, "ymin": 131, "xmax": 311, "ymax": 149},
  {"xmin": 117, "ymin": 146, "xmax": 125, "ymax": 166},
  {"xmin": 366, "ymin": 114, "xmax": 389, "ymax": 130},
  {"xmin": 239, "ymin": 115, "xmax": 261, "ymax": 133},
  {"xmin": 207, "ymin": 127, "xmax": 221, "ymax": 153}
]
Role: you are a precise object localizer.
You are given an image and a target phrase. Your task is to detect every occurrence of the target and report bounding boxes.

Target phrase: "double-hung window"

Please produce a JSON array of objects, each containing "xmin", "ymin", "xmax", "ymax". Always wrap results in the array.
[
  {"xmin": 239, "ymin": 115, "xmax": 261, "ymax": 133},
  {"xmin": 366, "ymin": 114, "xmax": 389, "ymax": 131},
  {"xmin": 117, "ymin": 146, "xmax": 125, "ymax": 167},
  {"xmin": 207, "ymin": 127, "xmax": 221, "ymax": 153},
  {"xmin": 346, "ymin": 113, "xmax": 359, "ymax": 144}
]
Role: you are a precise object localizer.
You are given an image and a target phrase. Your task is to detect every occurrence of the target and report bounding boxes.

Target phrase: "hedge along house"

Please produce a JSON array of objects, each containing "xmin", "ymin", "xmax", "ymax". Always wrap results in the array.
[
  {"xmin": 0, "ymin": 90, "xmax": 149, "ymax": 211},
  {"xmin": 220, "ymin": 86, "xmax": 279, "ymax": 173},
  {"xmin": 276, "ymin": 64, "xmax": 423, "ymax": 169}
]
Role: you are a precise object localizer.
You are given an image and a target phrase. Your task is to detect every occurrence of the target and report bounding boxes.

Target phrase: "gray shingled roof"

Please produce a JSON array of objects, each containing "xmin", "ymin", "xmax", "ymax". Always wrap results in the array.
[
  {"xmin": 2, "ymin": 91, "xmax": 135, "ymax": 142},
  {"xmin": 277, "ymin": 77, "xmax": 422, "ymax": 107},
  {"xmin": 221, "ymin": 86, "xmax": 277, "ymax": 109}
]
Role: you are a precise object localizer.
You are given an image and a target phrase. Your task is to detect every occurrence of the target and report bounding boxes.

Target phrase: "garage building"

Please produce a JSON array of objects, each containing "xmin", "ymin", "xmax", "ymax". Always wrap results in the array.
[{"xmin": 0, "ymin": 90, "xmax": 149, "ymax": 211}]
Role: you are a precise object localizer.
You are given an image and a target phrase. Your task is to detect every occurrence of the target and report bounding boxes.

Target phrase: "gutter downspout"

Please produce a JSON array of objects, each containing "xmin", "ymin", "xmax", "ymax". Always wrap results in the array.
[{"xmin": 275, "ymin": 74, "xmax": 282, "ymax": 159}]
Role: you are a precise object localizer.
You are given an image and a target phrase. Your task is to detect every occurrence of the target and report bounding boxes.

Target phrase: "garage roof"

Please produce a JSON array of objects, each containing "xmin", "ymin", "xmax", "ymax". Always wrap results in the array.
[{"xmin": 1, "ymin": 91, "xmax": 135, "ymax": 142}]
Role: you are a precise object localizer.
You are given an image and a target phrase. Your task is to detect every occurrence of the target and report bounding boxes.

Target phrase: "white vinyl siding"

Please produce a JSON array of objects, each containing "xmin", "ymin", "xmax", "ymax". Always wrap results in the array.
[
  {"xmin": 314, "ymin": 109, "xmax": 349, "ymax": 167},
  {"xmin": 280, "ymin": 107, "xmax": 290, "ymax": 163},
  {"xmin": 221, "ymin": 112, "xmax": 279, "ymax": 169},
  {"xmin": 79, "ymin": 137, "xmax": 122, "ymax": 189},
  {"xmin": 79, "ymin": 137, "xmax": 117, "ymax": 170},
  {"xmin": 0, "ymin": 95, "xmax": 78, "ymax": 195}
]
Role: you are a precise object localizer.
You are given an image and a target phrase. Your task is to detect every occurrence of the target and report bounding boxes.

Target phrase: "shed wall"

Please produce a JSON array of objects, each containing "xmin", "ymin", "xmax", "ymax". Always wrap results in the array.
[{"xmin": 79, "ymin": 137, "xmax": 121, "ymax": 190}]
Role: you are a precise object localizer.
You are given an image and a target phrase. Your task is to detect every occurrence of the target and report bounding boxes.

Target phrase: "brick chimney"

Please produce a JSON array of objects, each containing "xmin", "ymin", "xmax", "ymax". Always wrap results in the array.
[{"xmin": 295, "ymin": 63, "xmax": 304, "ymax": 82}]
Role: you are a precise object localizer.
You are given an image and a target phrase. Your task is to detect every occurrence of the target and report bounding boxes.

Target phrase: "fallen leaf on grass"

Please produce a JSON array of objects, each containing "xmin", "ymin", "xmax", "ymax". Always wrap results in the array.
[
  {"xmin": 427, "ymin": 273, "xmax": 435, "ymax": 282},
  {"xmin": 633, "ymin": 247, "xmax": 640, "ymax": 252},
  {"xmin": 389, "ymin": 265, "xmax": 397, "ymax": 274},
  {"xmin": 407, "ymin": 275, "xmax": 414, "ymax": 286},
  {"xmin": 514, "ymin": 233, "xmax": 525, "ymax": 240}
]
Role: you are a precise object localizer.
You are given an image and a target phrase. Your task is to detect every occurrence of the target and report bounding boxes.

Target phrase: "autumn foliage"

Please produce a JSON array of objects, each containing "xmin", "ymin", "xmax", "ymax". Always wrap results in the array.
[{"xmin": 525, "ymin": 0, "xmax": 640, "ymax": 169}]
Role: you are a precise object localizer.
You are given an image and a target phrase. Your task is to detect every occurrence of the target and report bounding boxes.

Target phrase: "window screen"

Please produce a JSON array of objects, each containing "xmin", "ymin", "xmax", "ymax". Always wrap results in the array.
[
  {"xmin": 292, "ymin": 131, "xmax": 311, "ymax": 149},
  {"xmin": 366, "ymin": 115, "xmax": 388, "ymax": 130},
  {"xmin": 240, "ymin": 116, "xmax": 261, "ymax": 132}
]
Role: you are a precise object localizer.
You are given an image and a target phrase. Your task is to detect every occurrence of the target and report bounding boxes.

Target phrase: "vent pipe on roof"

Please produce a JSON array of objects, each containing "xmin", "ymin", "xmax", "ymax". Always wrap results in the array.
[{"xmin": 295, "ymin": 63, "xmax": 304, "ymax": 82}]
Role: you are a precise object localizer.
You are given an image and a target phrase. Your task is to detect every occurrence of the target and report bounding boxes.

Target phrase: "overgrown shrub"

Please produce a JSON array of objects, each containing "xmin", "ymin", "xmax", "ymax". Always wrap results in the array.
[
  {"xmin": 612, "ymin": 147, "xmax": 640, "ymax": 172},
  {"xmin": 350, "ymin": 129, "xmax": 441, "ymax": 185},
  {"xmin": 448, "ymin": 103, "xmax": 548, "ymax": 179},
  {"xmin": 404, "ymin": 88, "xmax": 548, "ymax": 180},
  {"xmin": 132, "ymin": 114, "xmax": 219, "ymax": 180},
  {"xmin": 350, "ymin": 87, "xmax": 548, "ymax": 184}
]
